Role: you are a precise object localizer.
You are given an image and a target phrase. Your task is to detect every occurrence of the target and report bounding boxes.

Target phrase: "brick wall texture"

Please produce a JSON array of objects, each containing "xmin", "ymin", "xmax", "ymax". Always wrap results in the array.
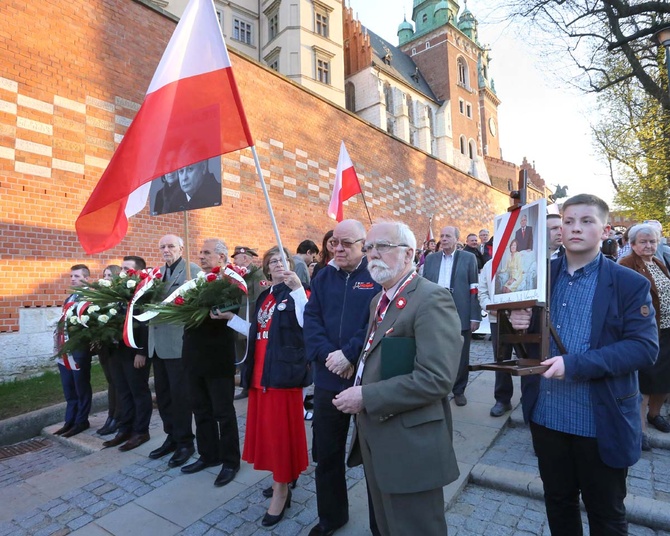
[{"xmin": 0, "ymin": 0, "xmax": 511, "ymax": 333}]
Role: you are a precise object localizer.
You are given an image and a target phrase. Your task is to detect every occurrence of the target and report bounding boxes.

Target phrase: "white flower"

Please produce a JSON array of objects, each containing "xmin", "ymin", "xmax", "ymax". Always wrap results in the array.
[
  {"xmin": 126, "ymin": 280, "xmax": 137, "ymax": 289},
  {"xmin": 98, "ymin": 314, "xmax": 110, "ymax": 324},
  {"xmin": 98, "ymin": 279, "xmax": 112, "ymax": 287},
  {"xmin": 196, "ymin": 271, "xmax": 206, "ymax": 280},
  {"xmin": 88, "ymin": 305, "xmax": 100, "ymax": 313},
  {"xmin": 109, "ymin": 308, "xmax": 118, "ymax": 316},
  {"xmin": 69, "ymin": 316, "xmax": 78, "ymax": 324},
  {"xmin": 66, "ymin": 308, "xmax": 74, "ymax": 318},
  {"xmin": 80, "ymin": 315, "xmax": 90, "ymax": 324},
  {"xmin": 119, "ymin": 272, "xmax": 127, "ymax": 279}
]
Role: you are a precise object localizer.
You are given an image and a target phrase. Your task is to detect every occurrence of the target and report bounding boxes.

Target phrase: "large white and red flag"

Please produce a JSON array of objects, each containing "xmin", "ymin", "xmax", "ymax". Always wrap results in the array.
[
  {"xmin": 76, "ymin": 0, "xmax": 254, "ymax": 254},
  {"xmin": 328, "ymin": 141, "xmax": 362, "ymax": 222}
]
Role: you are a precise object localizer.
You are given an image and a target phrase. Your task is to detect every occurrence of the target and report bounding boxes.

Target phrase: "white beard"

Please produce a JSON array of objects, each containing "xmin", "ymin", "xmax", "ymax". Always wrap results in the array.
[{"xmin": 368, "ymin": 259, "xmax": 404, "ymax": 286}]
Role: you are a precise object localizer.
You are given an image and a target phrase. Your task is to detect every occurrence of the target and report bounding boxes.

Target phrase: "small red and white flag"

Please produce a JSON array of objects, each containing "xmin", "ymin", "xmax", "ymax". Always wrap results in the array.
[
  {"xmin": 76, "ymin": 0, "xmax": 254, "ymax": 254},
  {"xmin": 426, "ymin": 216, "xmax": 434, "ymax": 244},
  {"xmin": 328, "ymin": 141, "xmax": 362, "ymax": 222}
]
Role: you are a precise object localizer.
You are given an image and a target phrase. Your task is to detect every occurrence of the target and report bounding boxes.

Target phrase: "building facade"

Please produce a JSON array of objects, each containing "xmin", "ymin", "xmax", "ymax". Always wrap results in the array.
[{"xmin": 150, "ymin": 0, "xmax": 346, "ymax": 106}]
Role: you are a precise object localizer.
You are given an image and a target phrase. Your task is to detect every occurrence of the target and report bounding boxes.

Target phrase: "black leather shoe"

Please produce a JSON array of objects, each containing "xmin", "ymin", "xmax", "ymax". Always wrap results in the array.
[
  {"xmin": 54, "ymin": 423, "xmax": 74, "ymax": 436},
  {"xmin": 181, "ymin": 458, "xmax": 220, "ymax": 474},
  {"xmin": 97, "ymin": 418, "xmax": 118, "ymax": 436},
  {"xmin": 308, "ymin": 522, "xmax": 345, "ymax": 536},
  {"xmin": 263, "ymin": 478, "xmax": 297, "ymax": 498},
  {"xmin": 453, "ymin": 394, "xmax": 467, "ymax": 407},
  {"xmin": 119, "ymin": 432, "xmax": 150, "ymax": 452},
  {"xmin": 62, "ymin": 421, "xmax": 90, "ymax": 438},
  {"xmin": 648, "ymin": 414, "xmax": 670, "ymax": 433},
  {"xmin": 103, "ymin": 431, "xmax": 132, "ymax": 448},
  {"xmin": 149, "ymin": 438, "xmax": 177, "ymax": 459},
  {"xmin": 234, "ymin": 389, "xmax": 249, "ymax": 400},
  {"xmin": 168, "ymin": 446, "xmax": 195, "ymax": 468},
  {"xmin": 490, "ymin": 402, "xmax": 513, "ymax": 417},
  {"xmin": 214, "ymin": 465, "xmax": 239, "ymax": 487},
  {"xmin": 261, "ymin": 489, "xmax": 291, "ymax": 527}
]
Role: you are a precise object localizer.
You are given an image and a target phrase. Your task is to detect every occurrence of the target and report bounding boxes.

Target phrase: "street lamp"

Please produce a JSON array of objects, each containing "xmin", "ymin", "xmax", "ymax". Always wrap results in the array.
[{"xmin": 654, "ymin": 24, "xmax": 670, "ymax": 95}]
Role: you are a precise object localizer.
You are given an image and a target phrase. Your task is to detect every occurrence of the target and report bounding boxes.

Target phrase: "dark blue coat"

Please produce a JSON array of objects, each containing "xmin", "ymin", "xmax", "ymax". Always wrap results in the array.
[
  {"xmin": 244, "ymin": 283, "xmax": 309, "ymax": 389},
  {"xmin": 304, "ymin": 258, "xmax": 381, "ymax": 392},
  {"xmin": 522, "ymin": 256, "xmax": 658, "ymax": 468}
]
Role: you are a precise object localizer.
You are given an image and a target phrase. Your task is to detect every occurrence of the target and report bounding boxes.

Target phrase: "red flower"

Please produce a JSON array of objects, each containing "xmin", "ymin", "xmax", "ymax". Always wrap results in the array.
[
  {"xmin": 126, "ymin": 269, "xmax": 136, "ymax": 276},
  {"xmin": 139, "ymin": 272, "xmax": 148, "ymax": 280},
  {"xmin": 206, "ymin": 273, "xmax": 218, "ymax": 282},
  {"xmin": 174, "ymin": 296, "xmax": 185, "ymax": 305},
  {"xmin": 211, "ymin": 266, "xmax": 221, "ymax": 274},
  {"xmin": 154, "ymin": 273, "xmax": 162, "ymax": 280}
]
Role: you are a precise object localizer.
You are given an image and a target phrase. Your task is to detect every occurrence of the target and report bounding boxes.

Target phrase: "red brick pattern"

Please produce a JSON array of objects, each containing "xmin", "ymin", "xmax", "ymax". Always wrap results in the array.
[{"xmin": 0, "ymin": 0, "xmax": 511, "ymax": 333}]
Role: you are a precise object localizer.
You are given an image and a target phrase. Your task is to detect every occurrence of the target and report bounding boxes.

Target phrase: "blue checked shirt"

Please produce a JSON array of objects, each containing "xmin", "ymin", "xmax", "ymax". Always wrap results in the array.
[{"xmin": 531, "ymin": 254, "xmax": 602, "ymax": 437}]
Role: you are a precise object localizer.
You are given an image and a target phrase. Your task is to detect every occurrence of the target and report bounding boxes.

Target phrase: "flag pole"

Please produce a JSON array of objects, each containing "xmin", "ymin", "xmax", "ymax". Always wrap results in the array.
[
  {"xmin": 183, "ymin": 210, "xmax": 192, "ymax": 279},
  {"xmin": 250, "ymin": 146, "xmax": 288, "ymax": 267},
  {"xmin": 360, "ymin": 191, "xmax": 373, "ymax": 225}
]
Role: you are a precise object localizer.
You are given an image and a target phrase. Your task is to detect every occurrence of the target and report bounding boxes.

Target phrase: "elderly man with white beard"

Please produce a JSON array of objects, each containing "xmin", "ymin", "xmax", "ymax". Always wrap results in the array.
[{"xmin": 334, "ymin": 221, "xmax": 462, "ymax": 536}]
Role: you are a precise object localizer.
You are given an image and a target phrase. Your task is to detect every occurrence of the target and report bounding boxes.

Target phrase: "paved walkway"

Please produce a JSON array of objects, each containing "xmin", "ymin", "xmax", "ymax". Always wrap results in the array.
[{"xmin": 0, "ymin": 340, "xmax": 668, "ymax": 535}]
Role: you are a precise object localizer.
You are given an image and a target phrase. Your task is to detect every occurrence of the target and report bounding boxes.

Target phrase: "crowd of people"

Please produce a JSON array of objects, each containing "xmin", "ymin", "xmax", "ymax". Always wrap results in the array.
[{"xmin": 54, "ymin": 193, "xmax": 668, "ymax": 535}]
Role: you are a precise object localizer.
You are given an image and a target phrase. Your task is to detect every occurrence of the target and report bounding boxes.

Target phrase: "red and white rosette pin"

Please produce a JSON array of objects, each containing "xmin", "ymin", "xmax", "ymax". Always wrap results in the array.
[{"xmin": 396, "ymin": 297, "xmax": 407, "ymax": 309}]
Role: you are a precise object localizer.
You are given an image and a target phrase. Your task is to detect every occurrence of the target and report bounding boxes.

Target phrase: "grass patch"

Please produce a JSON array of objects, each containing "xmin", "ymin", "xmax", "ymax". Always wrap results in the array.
[{"xmin": 0, "ymin": 363, "xmax": 109, "ymax": 421}]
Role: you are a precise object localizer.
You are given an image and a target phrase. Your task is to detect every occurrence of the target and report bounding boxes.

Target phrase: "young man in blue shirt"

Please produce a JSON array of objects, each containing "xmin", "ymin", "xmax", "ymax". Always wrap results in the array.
[{"xmin": 510, "ymin": 194, "xmax": 658, "ymax": 535}]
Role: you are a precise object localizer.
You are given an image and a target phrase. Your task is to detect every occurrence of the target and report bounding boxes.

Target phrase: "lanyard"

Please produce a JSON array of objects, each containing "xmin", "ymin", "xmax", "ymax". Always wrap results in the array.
[{"xmin": 354, "ymin": 271, "xmax": 416, "ymax": 386}]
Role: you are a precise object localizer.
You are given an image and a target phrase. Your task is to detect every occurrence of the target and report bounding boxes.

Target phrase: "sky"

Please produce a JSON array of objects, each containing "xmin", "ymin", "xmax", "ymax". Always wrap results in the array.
[{"xmin": 348, "ymin": 0, "xmax": 616, "ymax": 205}]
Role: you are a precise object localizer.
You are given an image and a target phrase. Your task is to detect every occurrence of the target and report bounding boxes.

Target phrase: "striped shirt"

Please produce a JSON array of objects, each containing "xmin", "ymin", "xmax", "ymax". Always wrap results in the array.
[{"xmin": 531, "ymin": 254, "xmax": 602, "ymax": 437}]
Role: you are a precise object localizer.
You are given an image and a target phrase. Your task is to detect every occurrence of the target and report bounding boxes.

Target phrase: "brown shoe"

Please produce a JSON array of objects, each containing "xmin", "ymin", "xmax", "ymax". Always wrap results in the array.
[
  {"xmin": 102, "ymin": 431, "xmax": 132, "ymax": 448},
  {"xmin": 119, "ymin": 433, "xmax": 150, "ymax": 452}
]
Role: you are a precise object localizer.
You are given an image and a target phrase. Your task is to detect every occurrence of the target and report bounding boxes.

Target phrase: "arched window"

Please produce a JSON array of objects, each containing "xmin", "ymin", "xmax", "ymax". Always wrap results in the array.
[
  {"xmin": 468, "ymin": 139, "xmax": 477, "ymax": 159},
  {"xmin": 459, "ymin": 135, "xmax": 466, "ymax": 155},
  {"xmin": 345, "ymin": 82, "xmax": 356, "ymax": 112},
  {"xmin": 422, "ymin": 13, "xmax": 428, "ymax": 23},
  {"xmin": 457, "ymin": 57, "xmax": 468, "ymax": 89}
]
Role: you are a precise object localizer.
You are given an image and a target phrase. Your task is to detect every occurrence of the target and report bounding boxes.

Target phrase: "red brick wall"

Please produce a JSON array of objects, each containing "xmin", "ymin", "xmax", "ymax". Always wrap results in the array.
[{"xmin": 0, "ymin": 0, "xmax": 510, "ymax": 333}]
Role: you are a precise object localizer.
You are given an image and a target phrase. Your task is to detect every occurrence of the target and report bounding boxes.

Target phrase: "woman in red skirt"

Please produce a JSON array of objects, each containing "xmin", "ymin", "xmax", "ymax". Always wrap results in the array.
[{"xmin": 221, "ymin": 246, "xmax": 309, "ymax": 527}]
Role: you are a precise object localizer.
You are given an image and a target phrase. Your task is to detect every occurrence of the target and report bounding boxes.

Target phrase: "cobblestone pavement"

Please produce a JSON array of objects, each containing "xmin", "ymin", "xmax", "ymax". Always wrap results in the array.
[{"xmin": 1, "ymin": 339, "xmax": 668, "ymax": 535}]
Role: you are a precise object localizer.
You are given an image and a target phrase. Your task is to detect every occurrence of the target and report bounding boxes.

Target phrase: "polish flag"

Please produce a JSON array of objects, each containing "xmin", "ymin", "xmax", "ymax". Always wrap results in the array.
[
  {"xmin": 76, "ymin": 0, "xmax": 254, "ymax": 254},
  {"xmin": 328, "ymin": 141, "xmax": 362, "ymax": 222},
  {"xmin": 425, "ymin": 216, "xmax": 434, "ymax": 244}
]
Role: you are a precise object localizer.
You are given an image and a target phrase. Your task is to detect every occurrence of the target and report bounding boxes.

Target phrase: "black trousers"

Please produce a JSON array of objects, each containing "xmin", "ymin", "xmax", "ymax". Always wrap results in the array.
[
  {"xmin": 98, "ymin": 347, "xmax": 120, "ymax": 420},
  {"xmin": 153, "ymin": 356, "xmax": 194, "ymax": 447},
  {"xmin": 530, "ymin": 422, "xmax": 628, "ymax": 536},
  {"xmin": 313, "ymin": 387, "xmax": 380, "ymax": 535},
  {"xmin": 111, "ymin": 350, "xmax": 152, "ymax": 435},
  {"xmin": 452, "ymin": 329, "xmax": 472, "ymax": 396},
  {"xmin": 491, "ymin": 322, "xmax": 514, "ymax": 404},
  {"xmin": 188, "ymin": 373, "xmax": 240, "ymax": 468}
]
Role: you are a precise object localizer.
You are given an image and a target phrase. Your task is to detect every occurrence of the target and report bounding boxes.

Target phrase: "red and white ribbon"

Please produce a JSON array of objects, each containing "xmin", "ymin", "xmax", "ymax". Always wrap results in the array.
[{"xmin": 123, "ymin": 267, "xmax": 161, "ymax": 349}]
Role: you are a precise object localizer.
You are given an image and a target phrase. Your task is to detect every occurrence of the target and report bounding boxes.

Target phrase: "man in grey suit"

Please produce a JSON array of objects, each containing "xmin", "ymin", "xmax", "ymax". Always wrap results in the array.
[
  {"xmin": 148, "ymin": 234, "xmax": 201, "ymax": 467},
  {"xmin": 422, "ymin": 225, "xmax": 481, "ymax": 406},
  {"xmin": 335, "ymin": 221, "xmax": 462, "ymax": 536}
]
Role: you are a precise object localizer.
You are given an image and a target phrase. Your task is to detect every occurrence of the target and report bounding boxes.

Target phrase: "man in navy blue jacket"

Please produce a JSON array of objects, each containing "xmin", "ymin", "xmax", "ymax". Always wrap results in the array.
[
  {"xmin": 304, "ymin": 219, "xmax": 381, "ymax": 536},
  {"xmin": 510, "ymin": 194, "xmax": 658, "ymax": 535}
]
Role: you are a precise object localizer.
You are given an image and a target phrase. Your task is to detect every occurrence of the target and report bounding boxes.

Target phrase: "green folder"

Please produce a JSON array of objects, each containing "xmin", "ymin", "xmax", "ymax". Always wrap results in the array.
[{"xmin": 381, "ymin": 337, "xmax": 416, "ymax": 380}]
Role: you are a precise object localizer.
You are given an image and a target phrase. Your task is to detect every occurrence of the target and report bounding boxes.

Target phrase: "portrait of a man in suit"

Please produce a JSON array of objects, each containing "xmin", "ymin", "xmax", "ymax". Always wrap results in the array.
[
  {"xmin": 178, "ymin": 155, "xmax": 222, "ymax": 211},
  {"xmin": 514, "ymin": 213, "xmax": 534, "ymax": 251}
]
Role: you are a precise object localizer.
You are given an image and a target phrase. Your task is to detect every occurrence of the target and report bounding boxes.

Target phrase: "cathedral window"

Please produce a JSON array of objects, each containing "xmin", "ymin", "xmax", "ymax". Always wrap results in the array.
[
  {"xmin": 457, "ymin": 57, "xmax": 469, "ymax": 89},
  {"xmin": 384, "ymin": 83, "xmax": 394, "ymax": 113},
  {"xmin": 459, "ymin": 135, "xmax": 466, "ymax": 155},
  {"xmin": 468, "ymin": 139, "xmax": 477, "ymax": 159},
  {"xmin": 345, "ymin": 82, "xmax": 356, "ymax": 112},
  {"xmin": 466, "ymin": 103, "xmax": 472, "ymax": 118}
]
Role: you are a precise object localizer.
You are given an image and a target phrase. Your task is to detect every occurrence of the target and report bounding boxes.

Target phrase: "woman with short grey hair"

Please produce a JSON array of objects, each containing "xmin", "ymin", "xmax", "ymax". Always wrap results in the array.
[{"xmin": 620, "ymin": 224, "xmax": 670, "ymax": 450}]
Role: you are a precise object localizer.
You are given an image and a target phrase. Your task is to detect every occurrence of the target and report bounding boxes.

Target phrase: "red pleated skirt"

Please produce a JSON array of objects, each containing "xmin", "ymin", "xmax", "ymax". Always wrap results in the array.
[{"xmin": 242, "ymin": 387, "xmax": 308, "ymax": 483}]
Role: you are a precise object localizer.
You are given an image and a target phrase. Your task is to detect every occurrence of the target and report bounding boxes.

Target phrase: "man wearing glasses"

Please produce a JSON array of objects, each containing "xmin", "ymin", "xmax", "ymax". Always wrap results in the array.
[
  {"xmin": 304, "ymin": 219, "xmax": 381, "ymax": 536},
  {"xmin": 334, "ymin": 221, "xmax": 462, "ymax": 535}
]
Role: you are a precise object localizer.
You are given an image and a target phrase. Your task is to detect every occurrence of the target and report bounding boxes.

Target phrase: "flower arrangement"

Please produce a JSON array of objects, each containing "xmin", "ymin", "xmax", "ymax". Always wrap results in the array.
[
  {"xmin": 55, "ymin": 269, "xmax": 165, "ymax": 357},
  {"xmin": 146, "ymin": 264, "xmax": 259, "ymax": 329}
]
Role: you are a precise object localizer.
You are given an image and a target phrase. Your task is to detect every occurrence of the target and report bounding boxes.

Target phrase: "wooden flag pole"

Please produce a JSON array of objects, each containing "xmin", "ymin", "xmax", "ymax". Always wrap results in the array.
[
  {"xmin": 250, "ymin": 146, "xmax": 288, "ymax": 267},
  {"xmin": 360, "ymin": 192, "xmax": 373, "ymax": 225},
  {"xmin": 183, "ymin": 210, "xmax": 191, "ymax": 279}
]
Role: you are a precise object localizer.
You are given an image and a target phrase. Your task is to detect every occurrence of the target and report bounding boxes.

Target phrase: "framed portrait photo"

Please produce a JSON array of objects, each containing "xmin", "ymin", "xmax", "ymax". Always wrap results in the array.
[{"xmin": 491, "ymin": 198, "xmax": 547, "ymax": 305}]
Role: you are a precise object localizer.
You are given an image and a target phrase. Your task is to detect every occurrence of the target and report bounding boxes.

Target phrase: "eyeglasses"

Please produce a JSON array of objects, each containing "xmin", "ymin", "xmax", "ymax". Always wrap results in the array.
[
  {"xmin": 362, "ymin": 241, "xmax": 410, "ymax": 254},
  {"xmin": 328, "ymin": 238, "xmax": 364, "ymax": 249},
  {"xmin": 268, "ymin": 259, "xmax": 284, "ymax": 267}
]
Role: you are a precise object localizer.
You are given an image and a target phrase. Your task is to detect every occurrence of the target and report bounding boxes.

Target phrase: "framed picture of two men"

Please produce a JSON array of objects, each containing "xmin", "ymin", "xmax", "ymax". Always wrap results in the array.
[{"xmin": 491, "ymin": 198, "xmax": 547, "ymax": 305}]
